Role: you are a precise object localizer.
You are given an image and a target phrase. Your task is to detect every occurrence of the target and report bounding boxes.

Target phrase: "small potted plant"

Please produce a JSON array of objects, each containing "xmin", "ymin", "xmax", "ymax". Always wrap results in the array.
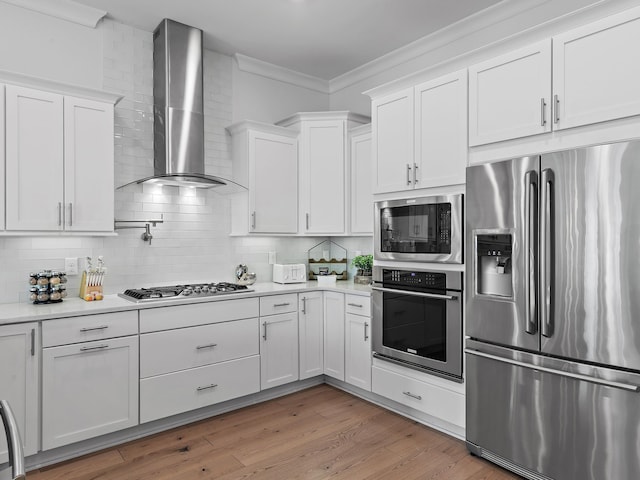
[{"xmin": 351, "ymin": 254, "xmax": 373, "ymax": 285}]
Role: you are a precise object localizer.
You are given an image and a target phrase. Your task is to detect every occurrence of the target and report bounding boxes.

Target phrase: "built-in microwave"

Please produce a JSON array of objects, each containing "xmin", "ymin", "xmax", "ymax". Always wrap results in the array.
[{"xmin": 374, "ymin": 194, "xmax": 463, "ymax": 264}]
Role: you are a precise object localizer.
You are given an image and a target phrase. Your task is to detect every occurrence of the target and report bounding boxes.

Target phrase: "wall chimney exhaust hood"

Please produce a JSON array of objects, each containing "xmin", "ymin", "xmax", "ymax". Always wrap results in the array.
[{"xmin": 123, "ymin": 19, "xmax": 244, "ymax": 190}]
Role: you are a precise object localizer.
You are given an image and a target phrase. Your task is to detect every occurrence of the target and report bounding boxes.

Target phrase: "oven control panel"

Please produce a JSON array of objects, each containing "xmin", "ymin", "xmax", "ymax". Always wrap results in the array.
[{"xmin": 382, "ymin": 269, "xmax": 446, "ymax": 289}]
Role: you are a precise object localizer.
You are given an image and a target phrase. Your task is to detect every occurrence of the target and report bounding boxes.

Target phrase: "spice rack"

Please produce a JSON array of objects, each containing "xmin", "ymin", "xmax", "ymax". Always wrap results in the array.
[
  {"xmin": 307, "ymin": 240, "xmax": 348, "ymax": 280},
  {"xmin": 28, "ymin": 270, "xmax": 68, "ymax": 304}
]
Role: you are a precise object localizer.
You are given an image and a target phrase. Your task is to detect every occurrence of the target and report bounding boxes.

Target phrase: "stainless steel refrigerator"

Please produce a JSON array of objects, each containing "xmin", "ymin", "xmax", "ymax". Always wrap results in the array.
[{"xmin": 465, "ymin": 141, "xmax": 640, "ymax": 480}]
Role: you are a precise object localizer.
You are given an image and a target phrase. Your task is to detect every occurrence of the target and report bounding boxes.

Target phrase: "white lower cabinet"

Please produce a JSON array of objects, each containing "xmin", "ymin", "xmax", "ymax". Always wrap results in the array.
[
  {"xmin": 345, "ymin": 312, "xmax": 371, "ymax": 391},
  {"xmin": 140, "ymin": 356, "xmax": 260, "ymax": 423},
  {"xmin": 372, "ymin": 364, "xmax": 464, "ymax": 429},
  {"xmin": 0, "ymin": 323, "xmax": 38, "ymax": 462},
  {"xmin": 42, "ymin": 335, "xmax": 139, "ymax": 450},
  {"xmin": 260, "ymin": 311, "xmax": 299, "ymax": 389},
  {"xmin": 323, "ymin": 291, "xmax": 345, "ymax": 381},
  {"xmin": 298, "ymin": 291, "xmax": 324, "ymax": 380}
]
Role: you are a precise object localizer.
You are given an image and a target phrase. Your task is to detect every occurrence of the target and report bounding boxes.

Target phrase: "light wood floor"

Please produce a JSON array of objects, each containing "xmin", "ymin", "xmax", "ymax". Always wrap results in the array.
[{"xmin": 27, "ymin": 385, "xmax": 520, "ymax": 479}]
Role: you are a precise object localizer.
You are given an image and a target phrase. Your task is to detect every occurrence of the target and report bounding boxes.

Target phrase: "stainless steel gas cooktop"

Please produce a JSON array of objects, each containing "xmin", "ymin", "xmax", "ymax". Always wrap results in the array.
[{"xmin": 118, "ymin": 282, "xmax": 252, "ymax": 303}]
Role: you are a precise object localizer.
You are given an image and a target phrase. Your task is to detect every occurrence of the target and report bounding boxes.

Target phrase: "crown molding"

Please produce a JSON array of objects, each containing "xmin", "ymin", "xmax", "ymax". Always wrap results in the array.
[
  {"xmin": 275, "ymin": 111, "xmax": 370, "ymax": 128},
  {"xmin": 234, "ymin": 53, "xmax": 330, "ymax": 95},
  {"xmin": 1, "ymin": 0, "xmax": 107, "ymax": 27},
  {"xmin": 225, "ymin": 120, "xmax": 298, "ymax": 137},
  {"xmin": 330, "ymin": 0, "xmax": 548, "ymax": 95}
]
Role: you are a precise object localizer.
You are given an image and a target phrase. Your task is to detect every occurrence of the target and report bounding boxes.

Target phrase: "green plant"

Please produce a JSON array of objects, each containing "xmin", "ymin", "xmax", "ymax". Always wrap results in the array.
[{"xmin": 351, "ymin": 254, "xmax": 373, "ymax": 273}]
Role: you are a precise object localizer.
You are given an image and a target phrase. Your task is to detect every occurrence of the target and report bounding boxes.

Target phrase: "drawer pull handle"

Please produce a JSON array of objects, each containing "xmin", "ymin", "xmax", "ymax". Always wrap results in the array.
[
  {"xmin": 348, "ymin": 303, "xmax": 363, "ymax": 308},
  {"xmin": 80, "ymin": 344, "xmax": 109, "ymax": 352},
  {"xmin": 364, "ymin": 322, "xmax": 369, "ymax": 341},
  {"xmin": 80, "ymin": 325, "xmax": 109, "ymax": 332},
  {"xmin": 196, "ymin": 343, "xmax": 218, "ymax": 350},
  {"xmin": 273, "ymin": 303, "xmax": 290, "ymax": 307},
  {"xmin": 196, "ymin": 383, "xmax": 218, "ymax": 392},
  {"xmin": 263, "ymin": 321, "xmax": 268, "ymax": 341},
  {"xmin": 402, "ymin": 391, "xmax": 422, "ymax": 401}
]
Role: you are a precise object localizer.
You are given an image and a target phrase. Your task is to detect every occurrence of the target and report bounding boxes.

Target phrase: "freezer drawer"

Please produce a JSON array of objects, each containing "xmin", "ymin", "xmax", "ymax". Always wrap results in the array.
[{"xmin": 465, "ymin": 343, "xmax": 640, "ymax": 480}]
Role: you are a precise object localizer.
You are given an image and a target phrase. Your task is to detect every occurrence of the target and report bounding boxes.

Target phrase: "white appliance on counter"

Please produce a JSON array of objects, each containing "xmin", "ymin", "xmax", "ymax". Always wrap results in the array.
[{"xmin": 272, "ymin": 264, "xmax": 306, "ymax": 284}]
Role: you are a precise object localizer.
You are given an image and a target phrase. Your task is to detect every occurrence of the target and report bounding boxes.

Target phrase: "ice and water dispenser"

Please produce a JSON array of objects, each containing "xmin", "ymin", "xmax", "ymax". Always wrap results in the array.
[{"xmin": 475, "ymin": 234, "xmax": 513, "ymax": 297}]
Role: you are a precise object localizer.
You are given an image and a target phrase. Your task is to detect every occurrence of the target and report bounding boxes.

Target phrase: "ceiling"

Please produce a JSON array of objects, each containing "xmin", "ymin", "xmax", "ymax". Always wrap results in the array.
[{"xmin": 73, "ymin": 0, "xmax": 502, "ymax": 80}]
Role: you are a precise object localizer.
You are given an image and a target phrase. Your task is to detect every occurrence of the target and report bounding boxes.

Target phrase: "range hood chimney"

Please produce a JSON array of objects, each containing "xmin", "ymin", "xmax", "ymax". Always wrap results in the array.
[{"xmin": 131, "ymin": 19, "xmax": 241, "ymax": 189}]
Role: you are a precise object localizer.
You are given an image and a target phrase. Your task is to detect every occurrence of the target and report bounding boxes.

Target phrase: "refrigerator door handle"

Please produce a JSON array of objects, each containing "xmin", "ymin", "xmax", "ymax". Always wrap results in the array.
[
  {"xmin": 524, "ymin": 170, "xmax": 538, "ymax": 334},
  {"xmin": 0, "ymin": 400, "xmax": 26, "ymax": 480},
  {"xmin": 540, "ymin": 168, "xmax": 555, "ymax": 338},
  {"xmin": 465, "ymin": 349, "xmax": 640, "ymax": 392}
]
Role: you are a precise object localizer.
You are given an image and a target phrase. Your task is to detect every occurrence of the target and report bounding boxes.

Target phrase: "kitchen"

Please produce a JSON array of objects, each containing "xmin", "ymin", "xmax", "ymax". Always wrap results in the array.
[{"xmin": 2, "ymin": 0, "xmax": 640, "ymax": 479}]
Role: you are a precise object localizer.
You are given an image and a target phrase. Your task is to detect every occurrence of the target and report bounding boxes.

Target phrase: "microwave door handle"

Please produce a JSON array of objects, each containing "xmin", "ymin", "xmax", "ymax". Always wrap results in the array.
[
  {"xmin": 371, "ymin": 286, "xmax": 458, "ymax": 301},
  {"xmin": 524, "ymin": 170, "xmax": 538, "ymax": 335},
  {"xmin": 540, "ymin": 168, "xmax": 555, "ymax": 338},
  {"xmin": 0, "ymin": 400, "xmax": 26, "ymax": 480}
]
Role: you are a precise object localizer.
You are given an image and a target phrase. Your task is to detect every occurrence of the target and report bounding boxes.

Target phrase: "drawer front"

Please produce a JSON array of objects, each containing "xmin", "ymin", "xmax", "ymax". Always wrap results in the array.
[
  {"xmin": 345, "ymin": 294, "xmax": 371, "ymax": 317},
  {"xmin": 140, "ymin": 297, "xmax": 259, "ymax": 333},
  {"xmin": 140, "ymin": 355, "xmax": 260, "ymax": 423},
  {"xmin": 42, "ymin": 311, "xmax": 138, "ymax": 347},
  {"xmin": 372, "ymin": 365, "xmax": 464, "ymax": 428},
  {"xmin": 260, "ymin": 294, "xmax": 298, "ymax": 316},
  {"xmin": 140, "ymin": 317, "xmax": 259, "ymax": 378}
]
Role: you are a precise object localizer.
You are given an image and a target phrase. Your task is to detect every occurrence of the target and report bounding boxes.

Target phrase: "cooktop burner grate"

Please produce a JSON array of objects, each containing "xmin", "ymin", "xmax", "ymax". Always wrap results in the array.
[{"xmin": 119, "ymin": 282, "xmax": 252, "ymax": 302}]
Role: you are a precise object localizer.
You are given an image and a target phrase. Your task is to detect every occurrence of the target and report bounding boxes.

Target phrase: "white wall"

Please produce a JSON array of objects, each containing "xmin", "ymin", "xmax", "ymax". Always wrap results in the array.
[
  {"xmin": 0, "ymin": 2, "xmax": 103, "ymax": 88},
  {"xmin": 232, "ymin": 61, "xmax": 329, "ymax": 124}
]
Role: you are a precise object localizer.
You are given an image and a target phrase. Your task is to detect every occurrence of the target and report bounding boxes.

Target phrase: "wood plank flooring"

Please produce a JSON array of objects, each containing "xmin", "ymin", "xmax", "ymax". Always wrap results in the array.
[{"xmin": 27, "ymin": 385, "xmax": 521, "ymax": 479}]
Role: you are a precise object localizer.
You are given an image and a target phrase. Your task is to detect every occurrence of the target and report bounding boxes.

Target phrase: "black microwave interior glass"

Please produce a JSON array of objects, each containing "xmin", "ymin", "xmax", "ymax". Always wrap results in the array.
[
  {"xmin": 379, "ymin": 203, "xmax": 451, "ymax": 254},
  {"xmin": 381, "ymin": 291, "xmax": 447, "ymax": 362}
]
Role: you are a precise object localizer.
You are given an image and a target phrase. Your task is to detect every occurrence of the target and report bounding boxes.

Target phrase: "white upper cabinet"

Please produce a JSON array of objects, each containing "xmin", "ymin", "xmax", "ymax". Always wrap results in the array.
[
  {"xmin": 229, "ymin": 121, "xmax": 298, "ymax": 234},
  {"xmin": 415, "ymin": 70, "xmax": 468, "ymax": 187},
  {"xmin": 372, "ymin": 70, "xmax": 468, "ymax": 193},
  {"xmin": 5, "ymin": 85, "xmax": 64, "ymax": 231},
  {"xmin": 468, "ymin": 41, "xmax": 552, "ymax": 146},
  {"xmin": 552, "ymin": 6, "xmax": 640, "ymax": 131},
  {"xmin": 4, "ymin": 81, "xmax": 119, "ymax": 233},
  {"xmin": 372, "ymin": 88, "xmax": 414, "ymax": 194},
  {"xmin": 469, "ymin": 6, "xmax": 640, "ymax": 146},
  {"xmin": 349, "ymin": 124, "xmax": 372, "ymax": 234},
  {"xmin": 278, "ymin": 112, "xmax": 369, "ymax": 235}
]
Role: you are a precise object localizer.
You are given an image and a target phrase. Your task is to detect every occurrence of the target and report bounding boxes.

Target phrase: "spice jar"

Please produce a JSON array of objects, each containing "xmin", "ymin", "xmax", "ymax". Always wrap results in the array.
[
  {"xmin": 29, "ymin": 273, "xmax": 38, "ymax": 285},
  {"xmin": 36, "ymin": 271, "xmax": 50, "ymax": 286},
  {"xmin": 49, "ymin": 285, "xmax": 62, "ymax": 301},
  {"xmin": 59, "ymin": 272, "xmax": 68, "ymax": 284},
  {"xmin": 58, "ymin": 284, "xmax": 67, "ymax": 298},
  {"xmin": 49, "ymin": 271, "xmax": 61, "ymax": 285},
  {"xmin": 29, "ymin": 286, "xmax": 38, "ymax": 302},
  {"xmin": 36, "ymin": 286, "xmax": 50, "ymax": 302}
]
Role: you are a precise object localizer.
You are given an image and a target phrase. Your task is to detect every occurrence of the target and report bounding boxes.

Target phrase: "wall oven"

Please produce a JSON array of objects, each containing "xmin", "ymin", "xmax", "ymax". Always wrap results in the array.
[
  {"xmin": 374, "ymin": 194, "xmax": 463, "ymax": 264},
  {"xmin": 372, "ymin": 266, "xmax": 463, "ymax": 381}
]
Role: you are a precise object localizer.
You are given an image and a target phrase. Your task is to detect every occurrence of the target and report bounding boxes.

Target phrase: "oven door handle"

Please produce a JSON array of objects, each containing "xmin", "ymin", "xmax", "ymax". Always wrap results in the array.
[{"xmin": 371, "ymin": 286, "xmax": 458, "ymax": 301}]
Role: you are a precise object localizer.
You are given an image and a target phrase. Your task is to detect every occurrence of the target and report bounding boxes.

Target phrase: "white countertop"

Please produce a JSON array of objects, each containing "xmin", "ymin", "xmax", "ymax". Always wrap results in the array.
[{"xmin": 0, "ymin": 281, "xmax": 371, "ymax": 325}]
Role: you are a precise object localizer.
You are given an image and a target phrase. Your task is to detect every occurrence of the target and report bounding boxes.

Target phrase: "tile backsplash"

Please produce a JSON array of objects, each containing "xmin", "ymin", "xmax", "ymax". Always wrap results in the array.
[{"xmin": 0, "ymin": 19, "xmax": 372, "ymax": 304}]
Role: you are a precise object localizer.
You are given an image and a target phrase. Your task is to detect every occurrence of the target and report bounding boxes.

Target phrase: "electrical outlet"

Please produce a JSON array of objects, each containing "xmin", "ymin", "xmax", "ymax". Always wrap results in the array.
[
  {"xmin": 65, "ymin": 257, "xmax": 79, "ymax": 275},
  {"xmin": 268, "ymin": 252, "xmax": 276, "ymax": 265}
]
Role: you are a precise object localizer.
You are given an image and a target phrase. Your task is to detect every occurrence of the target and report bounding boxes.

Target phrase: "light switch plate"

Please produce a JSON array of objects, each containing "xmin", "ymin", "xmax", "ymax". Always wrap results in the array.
[{"xmin": 65, "ymin": 257, "xmax": 78, "ymax": 275}]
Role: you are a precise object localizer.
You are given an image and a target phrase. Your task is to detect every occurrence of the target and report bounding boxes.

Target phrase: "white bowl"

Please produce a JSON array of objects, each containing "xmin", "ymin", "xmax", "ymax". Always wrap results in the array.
[{"xmin": 316, "ymin": 275, "xmax": 337, "ymax": 286}]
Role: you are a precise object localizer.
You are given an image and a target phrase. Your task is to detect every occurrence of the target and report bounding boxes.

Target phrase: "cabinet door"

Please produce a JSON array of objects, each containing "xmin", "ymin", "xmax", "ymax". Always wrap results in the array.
[
  {"xmin": 372, "ymin": 88, "xmax": 414, "ymax": 194},
  {"xmin": 469, "ymin": 40, "xmax": 551, "ymax": 146},
  {"xmin": 260, "ymin": 312, "xmax": 299, "ymax": 389},
  {"xmin": 298, "ymin": 292, "xmax": 324, "ymax": 380},
  {"xmin": 64, "ymin": 96, "xmax": 115, "ymax": 232},
  {"xmin": 0, "ymin": 84, "xmax": 4, "ymax": 230},
  {"xmin": 42, "ymin": 335, "xmax": 139, "ymax": 450},
  {"xmin": 415, "ymin": 70, "xmax": 468, "ymax": 188},
  {"xmin": 301, "ymin": 120, "xmax": 346, "ymax": 234},
  {"xmin": 323, "ymin": 291, "xmax": 345, "ymax": 381},
  {"xmin": 0, "ymin": 323, "xmax": 38, "ymax": 462},
  {"xmin": 345, "ymin": 313, "xmax": 371, "ymax": 391},
  {"xmin": 349, "ymin": 128, "xmax": 373, "ymax": 234},
  {"xmin": 249, "ymin": 130, "xmax": 298, "ymax": 233},
  {"xmin": 5, "ymin": 85, "xmax": 64, "ymax": 231},
  {"xmin": 553, "ymin": 7, "xmax": 640, "ymax": 131}
]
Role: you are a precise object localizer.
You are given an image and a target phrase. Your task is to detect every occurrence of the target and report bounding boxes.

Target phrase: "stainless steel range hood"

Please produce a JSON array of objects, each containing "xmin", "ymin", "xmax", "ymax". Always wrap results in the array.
[{"xmin": 129, "ymin": 19, "xmax": 242, "ymax": 189}]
